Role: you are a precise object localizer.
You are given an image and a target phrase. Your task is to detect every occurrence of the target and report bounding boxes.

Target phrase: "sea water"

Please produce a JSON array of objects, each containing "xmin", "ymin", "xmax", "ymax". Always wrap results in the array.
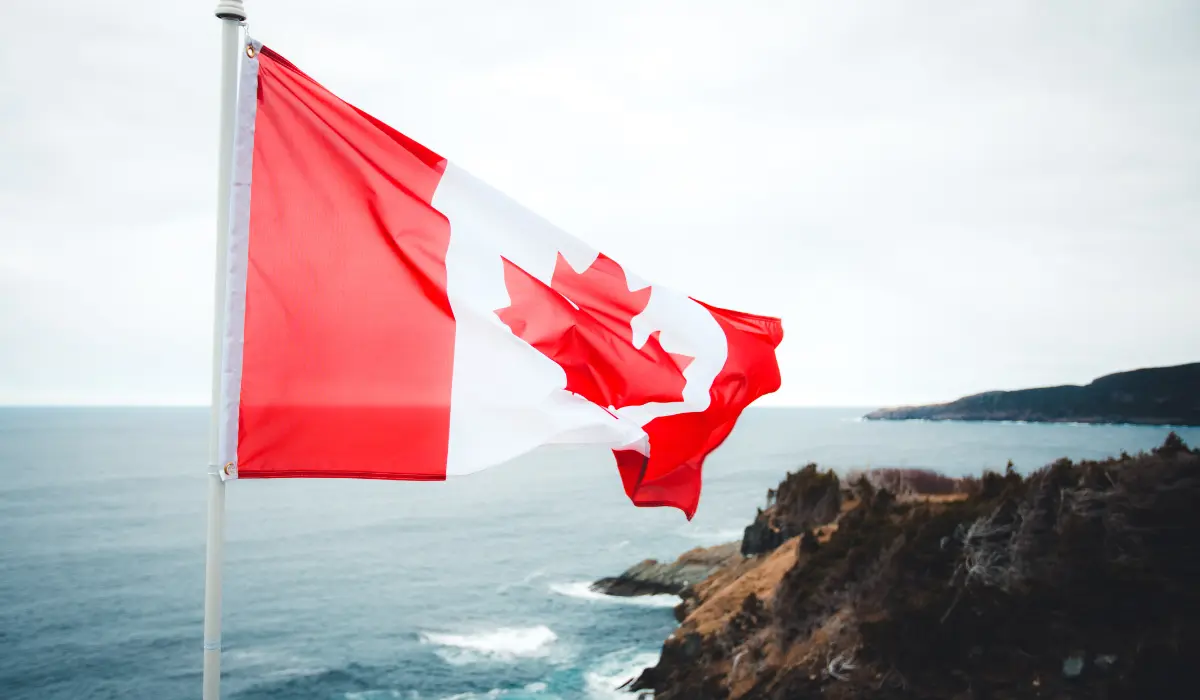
[{"xmin": 1, "ymin": 407, "xmax": 1195, "ymax": 700}]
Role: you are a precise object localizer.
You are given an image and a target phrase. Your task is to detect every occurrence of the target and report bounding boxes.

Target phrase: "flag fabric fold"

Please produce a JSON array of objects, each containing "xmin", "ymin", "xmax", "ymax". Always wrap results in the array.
[{"xmin": 217, "ymin": 40, "xmax": 784, "ymax": 518}]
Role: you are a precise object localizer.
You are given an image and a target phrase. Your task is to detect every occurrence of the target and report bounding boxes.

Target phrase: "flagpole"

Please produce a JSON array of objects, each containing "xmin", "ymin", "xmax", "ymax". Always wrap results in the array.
[{"xmin": 206, "ymin": 2, "xmax": 247, "ymax": 699}]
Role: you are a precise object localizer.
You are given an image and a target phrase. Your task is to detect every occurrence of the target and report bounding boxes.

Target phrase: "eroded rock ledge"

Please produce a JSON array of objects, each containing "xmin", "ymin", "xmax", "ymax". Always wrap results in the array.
[
  {"xmin": 619, "ymin": 433, "xmax": 1200, "ymax": 699},
  {"xmin": 590, "ymin": 542, "xmax": 741, "ymax": 598}
]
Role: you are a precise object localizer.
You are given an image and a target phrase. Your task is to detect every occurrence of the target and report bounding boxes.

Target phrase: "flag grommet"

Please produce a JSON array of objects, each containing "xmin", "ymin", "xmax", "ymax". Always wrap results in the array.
[
  {"xmin": 245, "ymin": 44, "xmax": 256, "ymax": 58},
  {"xmin": 223, "ymin": 462, "xmax": 237, "ymax": 477}
]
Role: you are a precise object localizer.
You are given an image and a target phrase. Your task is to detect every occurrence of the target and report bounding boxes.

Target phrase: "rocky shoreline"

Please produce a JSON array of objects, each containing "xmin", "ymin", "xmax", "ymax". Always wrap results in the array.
[
  {"xmin": 597, "ymin": 434, "xmax": 1200, "ymax": 699},
  {"xmin": 590, "ymin": 542, "xmax": 741, "ymax": 598}
]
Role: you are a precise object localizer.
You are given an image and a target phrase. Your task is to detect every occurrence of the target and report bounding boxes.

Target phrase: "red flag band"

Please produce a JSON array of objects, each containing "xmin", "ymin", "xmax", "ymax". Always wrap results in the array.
[{"xmin": 215, "ymin": 41, "xmax": 784, "ymax": 517}]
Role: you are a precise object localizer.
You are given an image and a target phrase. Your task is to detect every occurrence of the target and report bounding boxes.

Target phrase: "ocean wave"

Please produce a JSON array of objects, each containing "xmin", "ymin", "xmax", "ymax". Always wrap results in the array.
[
  {"xmin": 678, "ymin": 526, "xmax": 744, "ymax": 543},
  {"xmin": 224, "ymin": 647, "xmax": 327, "ymax": 680},
  {"xmin": 429, "ymin": 648, "xmax": 660, "ymax": 699},
  {"xmin": 232, "ymin": 664, "xmax": 391, "ymax": 700},
  {"xmin": 439, "ymin": 683, "xmax": 550, "ymax": 700},
  {"xmin": 496, "ymin": 569, "xmax": 547, "ymax": 593},
  {"xmin": 548, "ymin": 581, "xmax": 679, "ymax": 608},
  {"xmin": 583, "ymin": 648, "xmax": 661, "ymax": 699},
  {"xmin": 418, "ymin": 625, "xmax": 561, "ymax": 665}
]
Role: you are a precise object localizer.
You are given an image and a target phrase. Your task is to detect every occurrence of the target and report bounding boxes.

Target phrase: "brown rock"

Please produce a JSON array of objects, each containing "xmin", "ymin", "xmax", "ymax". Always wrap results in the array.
[
  {"xmin": 635, "ymin": 434, "xmax": 1200, "ymax": 699},
  {"xmin": 590, "ymin": 542, "xmax": 741, "ymax": 597}
]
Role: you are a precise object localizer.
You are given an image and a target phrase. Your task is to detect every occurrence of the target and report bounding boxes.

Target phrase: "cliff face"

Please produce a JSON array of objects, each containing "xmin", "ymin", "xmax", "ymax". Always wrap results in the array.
[
  {"xmin": 631, "ymin": 434, "xmax": 1200, "ymax": 699},
  {"xmin": 864, "ymin": 362, "xmax": 1200, "ymax": 426},
  {"xmin": 741, "ymin": 465, "xmax": 841, "ymax": 557}
]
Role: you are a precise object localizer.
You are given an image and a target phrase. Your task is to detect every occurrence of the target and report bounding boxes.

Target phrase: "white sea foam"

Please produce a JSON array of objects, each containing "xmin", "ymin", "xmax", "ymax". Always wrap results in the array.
[
  {"xmin": 678, "ymin": 526, "xmax": 744, "ymax": 543},
  {"xmin": 419, "ymin": 625, "xmax": 560, "ymax": 665},
  {"xmin": 549, "ymin": 581, "xmax": 680, "ymax": 608},
  {"xmin": 344, "ymin": 691, "xmax": 414, "ymax": 700},
  {"xmin": 583, "ymin": 648, "xmax": 661, "ymax": 699},
  {"xmin": 439, "ymin": 683, "xmax": 551, "ymax": 699}
]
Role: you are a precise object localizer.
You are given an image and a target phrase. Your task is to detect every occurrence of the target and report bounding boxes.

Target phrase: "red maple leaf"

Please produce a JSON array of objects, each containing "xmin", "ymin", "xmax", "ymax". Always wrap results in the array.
[{"xmin": 496, "ymin": 253, "xmax": 693, "ymax": 409}]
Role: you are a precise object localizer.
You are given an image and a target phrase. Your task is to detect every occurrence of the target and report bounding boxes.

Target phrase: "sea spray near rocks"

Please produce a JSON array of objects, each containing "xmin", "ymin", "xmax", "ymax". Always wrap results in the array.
[
  {"xmin": 549, "ymin": 581, "xmax": 680, "ymax": 608},
  {"xmin": 590, "ymin": 542, "xmax": 741, "ymax": 597},
  {"xmin": 418, "ymin": 626, "xmax": 561, "ymax": 665},
  {"xmin": 582, "ymin": 648, "xmax": 661, "ymax": 699}
]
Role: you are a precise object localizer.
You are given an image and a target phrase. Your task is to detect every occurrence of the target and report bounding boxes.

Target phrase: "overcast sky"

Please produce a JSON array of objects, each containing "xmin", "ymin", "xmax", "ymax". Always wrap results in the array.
[{"xmin": 2, "ymin": 0, "xmax": 1197, "ymax": 407}]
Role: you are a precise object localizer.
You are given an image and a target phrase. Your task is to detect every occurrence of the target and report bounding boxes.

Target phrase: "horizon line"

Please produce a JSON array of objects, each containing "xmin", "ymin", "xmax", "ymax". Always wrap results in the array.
[{"xmin": 0, "ymin": 402, "xmax": 883, "ymax": 410}]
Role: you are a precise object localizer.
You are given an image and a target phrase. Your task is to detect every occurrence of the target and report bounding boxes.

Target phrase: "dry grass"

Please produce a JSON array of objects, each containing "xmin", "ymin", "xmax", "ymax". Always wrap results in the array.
[
  {"xmin": 643, "ymin": 435, "xmax": 1200, "ymax": 700},
  {"xmin": 684, "ymin": 535, "xmax": 800, "ymax": 637},
  {"xmin": 844, "ymin": 467, "xmax": 977, "ymax": 497}
]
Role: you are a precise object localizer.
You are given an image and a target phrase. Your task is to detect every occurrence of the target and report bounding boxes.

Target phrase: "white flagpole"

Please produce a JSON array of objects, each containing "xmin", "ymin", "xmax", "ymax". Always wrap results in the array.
[{"xmin": 206, "ymin": 2, "xmax": 247, "ymax": 699}]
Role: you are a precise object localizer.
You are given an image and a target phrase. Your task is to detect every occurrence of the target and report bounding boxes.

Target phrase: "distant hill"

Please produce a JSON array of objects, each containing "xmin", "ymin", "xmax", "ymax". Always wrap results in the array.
[{"xmin": 864, "ymin": 363, "xmax": 1200, "ymax": 426}]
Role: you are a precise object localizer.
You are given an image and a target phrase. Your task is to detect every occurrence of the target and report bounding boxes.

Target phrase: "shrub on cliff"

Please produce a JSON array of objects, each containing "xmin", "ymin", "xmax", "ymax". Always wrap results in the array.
[
  {"xmin": 742, "ymin": 464, "xmax": 841, "ymax": 556},
  {"xmin": 853, "ymin": 433, "xmax": 1200, "ymax": 699},
  {"xmin": 843, "ymin": 467, "xmax": 975, "ymax": 497},
  {"xmin": 644, "ymin": 433, "xmax": 1200, "ymax": 700}
]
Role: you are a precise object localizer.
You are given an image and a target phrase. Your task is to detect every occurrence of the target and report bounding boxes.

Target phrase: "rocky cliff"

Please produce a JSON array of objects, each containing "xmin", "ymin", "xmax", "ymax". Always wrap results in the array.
[
  {"xmin": 740, "ymin": 464, "xmax": 841, "ymax": 557},
  {"xmin": 864, "ymin": 362, "xmax": 1200, "ymax": 426},
  {"xmin": 623, "ymin": 433, "xmax": 1200, "ymax": 699}
]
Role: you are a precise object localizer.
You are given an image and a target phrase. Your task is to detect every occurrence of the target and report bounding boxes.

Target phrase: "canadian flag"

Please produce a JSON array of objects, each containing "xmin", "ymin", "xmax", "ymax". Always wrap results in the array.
[{"xmin": 216, "ymin": 41, "xmax": 783, "ymax": 518}]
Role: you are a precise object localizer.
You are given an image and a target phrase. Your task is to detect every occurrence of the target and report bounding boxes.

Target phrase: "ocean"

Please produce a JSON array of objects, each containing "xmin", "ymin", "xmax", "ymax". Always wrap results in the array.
[{"xmin": 1, "ymin": 407, "xmax": 1196, "ymax": 700}]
